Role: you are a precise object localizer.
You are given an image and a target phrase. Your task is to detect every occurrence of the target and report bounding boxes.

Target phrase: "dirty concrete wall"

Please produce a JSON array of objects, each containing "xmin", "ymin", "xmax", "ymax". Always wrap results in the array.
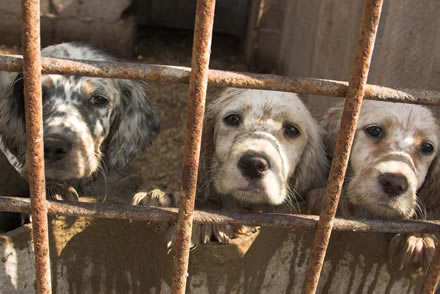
[
  {"xmin": 0, "ymin": 216, "xmax": 426, "ymax": 293},
  {"xmin": 246, "ymin": 0, "xmax": 440, "ymax": 115},
  {"xmin": 0, "ymin": 0, "xmax": 135, "ymax": 58}
]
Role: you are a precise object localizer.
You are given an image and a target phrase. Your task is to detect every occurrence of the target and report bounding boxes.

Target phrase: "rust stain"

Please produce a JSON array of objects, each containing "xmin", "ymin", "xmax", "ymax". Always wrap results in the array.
[
  {"xmin": 1, "ymin": 196, "xmax": 440, "ymax": 234},
  {"xmin": 21, "ymin": 0, "xmax": 52, "ymax": 293},
  {"xmin": 171, "ymin": 0, "xmax": 216, "ymax": 293},
  {"xmin": 1, "ymin": 55, "xmax": 440, "ymax": 105},
  {"xmin": 302, "ymin": 1, "xmax": 384, "ymax": 293}
]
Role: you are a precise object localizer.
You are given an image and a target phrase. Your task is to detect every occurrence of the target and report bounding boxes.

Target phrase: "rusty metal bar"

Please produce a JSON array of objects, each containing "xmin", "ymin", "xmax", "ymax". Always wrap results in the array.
[
  {"xmin": 1, "ymin": 54, "xmax": 440, "ymax": 106},
  {"xmin": 172, "ymin": 0, "xmax": 216, "ymax": 293},
  {"xmin": 302, "ymin": 1, "xmax": 384, "ymax": 293},
  {"xmin": 21, "ymin": 0, "xmax": 51, "ymax": 293},
  {"xmin": 423, "ymin": 241, "xmax": 440, "ymax": 294},
  {"xmin": 1, "ymin": 196, "xmax": 440, "ymax": 233}
]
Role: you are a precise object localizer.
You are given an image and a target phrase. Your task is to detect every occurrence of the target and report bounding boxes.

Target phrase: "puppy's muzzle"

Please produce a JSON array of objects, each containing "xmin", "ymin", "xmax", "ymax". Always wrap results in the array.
[
  {"xmin": 44, "ymin": 135, "xmax": 72, "ymax": 161},
  {"xmin": 378, "ymin": 172, "xmax": 408, "ymax": 197},
  {"xmin": 237, "ymin": 152, "xmax": 271, "ymax": 179}
]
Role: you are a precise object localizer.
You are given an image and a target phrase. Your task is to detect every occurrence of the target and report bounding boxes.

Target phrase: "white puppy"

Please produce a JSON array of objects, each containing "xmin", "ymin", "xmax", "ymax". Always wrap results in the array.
[
  {"xmin": 308, "ymin": 100, "xmax": 439, "ymax": 277},
  {"xmin": 201, "ymin": 88, "xmax": 328, "ymax": 206},
  {"xmin": 133, "ymin": 88, "xmax": 329, "ymax": 246}
]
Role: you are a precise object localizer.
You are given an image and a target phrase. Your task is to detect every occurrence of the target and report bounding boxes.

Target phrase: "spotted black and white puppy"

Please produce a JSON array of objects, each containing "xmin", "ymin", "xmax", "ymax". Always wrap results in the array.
[
  {"xmin": 133, "ymin": 88, "xmax": 329, "ymax": 246},
  {"xmin": 0, "ymin": 42, "xmax": 159, "ymax": 203}
]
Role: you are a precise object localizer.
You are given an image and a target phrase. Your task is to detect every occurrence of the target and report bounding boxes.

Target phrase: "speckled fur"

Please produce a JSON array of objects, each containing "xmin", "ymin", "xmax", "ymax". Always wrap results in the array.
[
  {"xmin": 307, "ymin": 100, "xmax": 439, "ymax": 278},
  {"xmin": 0, "ymin": 42, "xmax": 159, "ymax": 200}
]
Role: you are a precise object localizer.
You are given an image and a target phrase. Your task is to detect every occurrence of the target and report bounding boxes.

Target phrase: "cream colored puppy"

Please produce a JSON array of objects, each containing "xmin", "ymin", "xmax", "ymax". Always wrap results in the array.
[
  {"xmin": 308, "ymin": 100, "xmax": 439, "ymax": 278},
  {"xmin": 133, "ymin": 88, "xmax": 329, "ymax": 246},
  {"xmin": 202, "ymin": 88, "xmax": 328, "ymax": 206}
]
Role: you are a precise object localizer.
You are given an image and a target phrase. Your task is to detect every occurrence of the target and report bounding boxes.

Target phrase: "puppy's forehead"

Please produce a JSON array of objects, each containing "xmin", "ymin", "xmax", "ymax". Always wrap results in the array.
[
  {"xmin": 215, "ymin": 89, "xmax": 307, "ymax": 119},
  {"xmin": 42, "ymin": 75, "xmax": 116, "ymax": 99},
  {"xmin": 41, "ymin": 42, "xmax": 113, "ymax": 61},
  {"xmin": 358, "ymin": 101, "xmax": 437, "ymax": 134}
]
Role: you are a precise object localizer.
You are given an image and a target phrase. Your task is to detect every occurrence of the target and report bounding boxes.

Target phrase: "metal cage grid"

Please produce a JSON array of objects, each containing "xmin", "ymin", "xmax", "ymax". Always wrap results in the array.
[{"xmin": 0, "ymin": 0, "xmax": 440, "ymax": 293}]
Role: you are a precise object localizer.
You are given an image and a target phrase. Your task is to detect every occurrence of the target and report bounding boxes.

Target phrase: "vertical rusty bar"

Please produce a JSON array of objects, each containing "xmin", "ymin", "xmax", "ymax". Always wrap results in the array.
[
  {"xmin": 423, "ymin": 242, "xmax": 440, "ymax": 294},
  {"xmin": 21, "ymin": 0, "xmax": 52, "ymax": 293},
  {"xmin": 171, "ymin": 0, "xmax": 216, "ymax": 293},
  {"xmin": 301, "ymin": 0, "xmax": 383, "ymax": 293}
]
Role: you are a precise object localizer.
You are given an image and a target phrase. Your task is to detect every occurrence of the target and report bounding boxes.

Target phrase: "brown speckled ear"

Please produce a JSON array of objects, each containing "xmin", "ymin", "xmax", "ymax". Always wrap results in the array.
[
  {"xmin": 196, "ymin": 101, "xmax": 217, "ymax": 203},
  {"xmin": 320, "ymin": 103, "xmax": 345, "ymax": 158},
  {"xmin": 419, "ymin": 151, "xmax": 440, "ymax": 210}
]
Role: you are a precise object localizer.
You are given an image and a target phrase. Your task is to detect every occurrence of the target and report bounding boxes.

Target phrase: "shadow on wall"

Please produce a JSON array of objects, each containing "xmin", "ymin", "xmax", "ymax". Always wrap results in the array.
[{"xmin": 45, "ymin": 217, "xmax": 424, "ymax": 293}]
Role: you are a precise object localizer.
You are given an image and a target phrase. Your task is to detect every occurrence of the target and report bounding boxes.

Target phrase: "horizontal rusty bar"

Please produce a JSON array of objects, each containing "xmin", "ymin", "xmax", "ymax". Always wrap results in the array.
[
  {"xmin": 1, "ymin": 196, "xmax": 440, "ymax": 234},
  {"xmin": 0, "ymin": 54, "xmax": 440, "ymax": 106}
]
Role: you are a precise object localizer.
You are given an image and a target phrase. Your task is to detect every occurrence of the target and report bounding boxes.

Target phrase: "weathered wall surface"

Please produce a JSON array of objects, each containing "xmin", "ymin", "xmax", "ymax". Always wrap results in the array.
[
  {"xmin": 246, "ymin": 0, "xmax": 440, "ymax": 115},
  {"xmin": 0, "ymin": 216, "xmax": 426, "ymax": 293},
  {"xmin": 0, "ymin": 0, "xmax": 135, "ymax": 58},
  {"xmin": 132, "ymin": 0, "xmax": 250, "ymax": 38}
]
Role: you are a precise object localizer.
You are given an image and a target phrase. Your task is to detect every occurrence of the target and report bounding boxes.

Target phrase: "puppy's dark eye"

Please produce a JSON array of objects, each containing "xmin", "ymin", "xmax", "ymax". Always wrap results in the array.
[
  {"xmin": 420, "ymin": 141, "xmax": 434, "ymax": 155},
  {"xmin": 284, "ymin": 124, "xmax": 300, "ymax": 138},
  {"xmin": 365, "ymin": 125, "xmax": 383, "ymax": 138},
  {"xmin": 90, "ymin": 95, "xmax": 109, "ymax": 107},
  {"xmin": 224, "ymin": 114, "xmax": 241, "ymax": 126}
]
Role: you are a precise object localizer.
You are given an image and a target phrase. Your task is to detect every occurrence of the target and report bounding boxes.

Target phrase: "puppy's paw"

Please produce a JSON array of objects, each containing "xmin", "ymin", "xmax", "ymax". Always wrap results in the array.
[
  {"xmin": 131, "ymin": 189, "xmax": 176, "ymax": 231},
  {"xmin": 389, "ymin": 234, "xmax": 436, "ymax": 279},
  {"xmin": 201, "ymin": 224, "xmax": 259, "ymax": 245},
  {"xmin": 46, "ymin": 183, "xmax": 79, "ymax": 201},
  {"xmin": 130, "ymin": 189, "xmax": 176, "ymax": 207},
  {"xmin": 165, "ymin": 223, "xmax": 200, "ymax": 254}
]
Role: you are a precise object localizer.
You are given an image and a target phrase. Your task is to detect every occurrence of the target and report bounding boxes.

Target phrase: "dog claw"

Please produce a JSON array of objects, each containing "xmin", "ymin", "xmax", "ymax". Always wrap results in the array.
[
  {"xmin": 46, "ymin": 183, "xmax": 79, "ymax": 201},
  {"xmin": 389, "ymin": 233, "xmax": 436, "ymax": 278}
]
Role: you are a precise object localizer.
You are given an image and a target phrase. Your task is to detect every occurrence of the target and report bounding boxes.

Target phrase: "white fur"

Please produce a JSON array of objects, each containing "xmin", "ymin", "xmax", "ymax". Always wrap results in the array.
[
  {"xmin": 206, "ymin": 88, "xmax": 328, "ymax": 206},
  {"xmin": 322, "ymin": 100, "xmax": 439, "ymax": 219}
]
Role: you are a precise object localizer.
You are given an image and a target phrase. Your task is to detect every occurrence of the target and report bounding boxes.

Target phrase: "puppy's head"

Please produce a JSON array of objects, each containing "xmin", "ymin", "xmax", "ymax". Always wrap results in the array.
[
  {"xmin": 200, "ymin": 88, "xmax": 328, "ymax": 206},
  {"xmin": 322, "ymin": 101, "xmax": 439, "ymax": 219},
  {"xmin": 0, "ymin": 42, "xmax": 159, "ymax": 181}
]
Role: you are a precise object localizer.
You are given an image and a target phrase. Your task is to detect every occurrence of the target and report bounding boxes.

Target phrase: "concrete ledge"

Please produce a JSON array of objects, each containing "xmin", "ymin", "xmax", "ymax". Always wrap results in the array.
[{"xmin": 0, "ymin": 214, "xmax": 426, "ymax": 293}]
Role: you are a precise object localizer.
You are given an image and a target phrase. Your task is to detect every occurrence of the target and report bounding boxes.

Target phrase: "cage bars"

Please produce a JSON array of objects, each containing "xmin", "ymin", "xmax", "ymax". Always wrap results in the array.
[
  {"xmin": 21, "ymin": 0, "xmax": 52, "ymax": 293},
  {"xmin": 3, "ymin": 196, "xmax": 440, "ymax": 234},
  {"xmin": 1, "ymin": 54, "xmax": 440, "ymax": 106},
  {"xmin": 302, "ymin": 1, "xmax": 384, "ymax": 293},
  {"xmin": 1, "ymin": 0, "xmax": 439, "ymax": 293},
  {"xmin": 171, "ymin": 0, "xmax": 216, "ymax": 293}
]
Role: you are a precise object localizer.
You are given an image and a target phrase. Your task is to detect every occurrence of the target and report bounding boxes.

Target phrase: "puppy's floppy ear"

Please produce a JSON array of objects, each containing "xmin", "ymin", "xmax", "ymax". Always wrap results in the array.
[
  {"xmin": 320, "ymin": 103, "xmax": 344, "ymax": 157},
  {"xmin": 291, "ymin": 116, "xmax": 329, "ymax": 197},
  {"xmin": 419, "ymin": 148, "xmax": 440, "ymax": 210},
  {"xmin": 196, "ymin": 100, "xmax": 217, "ymax": 201},
  {"xmin": 0, "ymin": 72, "xmax": 27, "ymax": 156},
  {"xmin": 107, "ymin": 80, "xmax": 160, "ymax": 170}
]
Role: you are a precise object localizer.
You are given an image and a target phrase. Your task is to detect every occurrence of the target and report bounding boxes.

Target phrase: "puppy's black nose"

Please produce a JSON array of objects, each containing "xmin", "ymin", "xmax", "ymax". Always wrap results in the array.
[
  {"xmin": 237, "ymin": 153, "xmax": 270, "ymax": 179},
  {"xmin": 378, "ymin": 172, "xmax": 408, "ymax": 197},
  {"xmin": 44, "ymin": 136, "xmax": 72, "ymax": 161}
]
